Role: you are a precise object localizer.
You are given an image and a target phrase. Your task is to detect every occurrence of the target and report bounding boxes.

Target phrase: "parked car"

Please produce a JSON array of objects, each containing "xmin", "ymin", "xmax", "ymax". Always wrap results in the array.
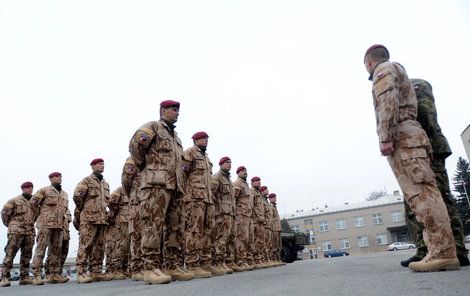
[
  {"xmin": 387, "ymin": 242, "xmax": 416, "ymax": 251},
  {"xmin": 464, "ymin": 235, "xmax": 470, "ymax": 243},
  {"xmin": 324, "ymin": 249, "xmax": 349, "ymax": 258}
]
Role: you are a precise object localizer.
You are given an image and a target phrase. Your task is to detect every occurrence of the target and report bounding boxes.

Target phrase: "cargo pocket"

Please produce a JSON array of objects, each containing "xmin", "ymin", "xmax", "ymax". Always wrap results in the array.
[{"xmin": 142, "ymin": 166, "xmax": 168, "ymax": 188}]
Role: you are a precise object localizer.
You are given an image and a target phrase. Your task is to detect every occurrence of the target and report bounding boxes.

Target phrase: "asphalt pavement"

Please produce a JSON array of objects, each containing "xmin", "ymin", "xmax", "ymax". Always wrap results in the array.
[{"xmin": 2, "ymin": 249, "xmax": 470, "ymax": 296}]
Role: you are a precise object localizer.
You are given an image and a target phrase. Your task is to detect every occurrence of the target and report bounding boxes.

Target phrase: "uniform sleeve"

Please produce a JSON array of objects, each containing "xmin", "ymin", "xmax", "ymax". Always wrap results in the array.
[
  {"xmin": 30, "ymin": 189, "xmax": 45, "ymax": 207},
  {"xmin": 373, "ymin": 66, "xmax": 399, "ymax": 143},
  {"xmin": 1, "ymin": 201, "xmax": 14, "ymax": 226},
  {"xmin": 129, "ymin": 123, "xmax": 156, "ymax": 170},
  {"xmin": 417, "ymin": 97, "xmax": 438, "ymax": 138},
  {"xmin": 121, "ymin": 163, "xmax": 137, "ymax": 195},
  {"xmin": 66, "ymin": 208, "xmax": 72, "ymax": 223},
  {"xmin": 73, "ymin": 180, "xmax": 88, "ymax": 211},
  {"xmin": 108, "ymin": 187, "xmax": 122, "ymax": 214},
  {"xmin": 210, "ymin": 175, "xmax": 220, "ymax": 201}
]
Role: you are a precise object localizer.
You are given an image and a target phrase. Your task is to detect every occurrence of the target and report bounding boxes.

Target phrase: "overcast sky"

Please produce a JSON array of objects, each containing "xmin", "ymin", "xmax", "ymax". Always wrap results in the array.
[{"xmin": 1, "ymin": 0, "xmax": 469, "ymax": 261}]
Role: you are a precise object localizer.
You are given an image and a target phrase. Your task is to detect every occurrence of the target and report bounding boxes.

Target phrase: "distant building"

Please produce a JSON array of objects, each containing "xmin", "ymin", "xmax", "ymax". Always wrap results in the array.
[
  {"xmin": 283, "ymin": 191, "xmax": 409, "ymax": 260},
  {"xmin": 461, "ymin": 124, "xmax": 470, "ymax": 160}
]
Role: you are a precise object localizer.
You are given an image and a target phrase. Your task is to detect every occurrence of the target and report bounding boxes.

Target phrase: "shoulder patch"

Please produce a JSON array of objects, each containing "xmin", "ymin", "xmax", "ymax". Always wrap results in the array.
[{"xmin": 3, "ymin": 202, "xmax": 14, "ymax": 209}]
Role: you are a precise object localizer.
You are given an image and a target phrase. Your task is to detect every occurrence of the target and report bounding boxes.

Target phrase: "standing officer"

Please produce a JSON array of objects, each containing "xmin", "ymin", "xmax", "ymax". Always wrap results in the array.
[
  {"xmin": 0, "ymin": 182, "xmax": 36, "ymax": 287},
  {"xmin": 31, "ymin": 172, "xmax": 69, "ymax": 284},
  {"xmin": 122, "ymin": 157, "xmax": 145, "ymax": 281},
  {"xmin": 73, "ymin": 159, "xmax": 113, "ymax": 283},
  {"xmin": 268, "ymin": 193, "xmax": 283, "ymax": 265},
  {"xmin": 251, "ymin": 176, "xmax": 267, "ymax": 269},
  {"xmin": 129, "ymin": 100, "xmax": 192, "ymax": 284},
  {"xmin": 233, "ymin": 166, "xmax": 253, "ymax": 271},
  {"xmin": 183, "ymin": 131, "xmax": 214, "ymax": 278},
  {"xmin": 400, "ymin": 78, "xmax": 469, "ymax": 267},
  {"xmin": 211, "ymin": 157, "xmax": 240, "ymax": 273},
  {"xmin": 44, "ymin": 208, "xmax": 71, "ymax": 283},
  {"xmin": 259, "ymin": 186, "xmax": 274, "ymax": 267},
  {"xmin": 364, "ymin": 44, "xmax": 458, "ymax": 272}
]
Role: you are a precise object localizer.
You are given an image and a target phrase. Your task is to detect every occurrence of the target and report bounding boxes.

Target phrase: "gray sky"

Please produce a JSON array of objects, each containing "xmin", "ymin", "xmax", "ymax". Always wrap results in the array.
[{"xmin": 1, "ymin": 0, "xmax": 469, "ymax": 260}]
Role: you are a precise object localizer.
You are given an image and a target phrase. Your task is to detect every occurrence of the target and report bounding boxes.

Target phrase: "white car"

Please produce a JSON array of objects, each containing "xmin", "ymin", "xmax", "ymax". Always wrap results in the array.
[{"xmin": 387, "ymin": 242, "xmax": 416, "ymax": 251}]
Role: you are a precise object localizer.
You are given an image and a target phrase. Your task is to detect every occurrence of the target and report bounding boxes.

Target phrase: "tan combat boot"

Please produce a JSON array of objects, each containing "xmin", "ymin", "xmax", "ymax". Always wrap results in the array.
[
  {"xmin": 227, "ymin": 262, "xmax": 245, "ymax": 272},
  {"xmin": 203, "ymin": 264, "xmax": 225, "ymax": 276},
  {"xmin": 91, "ymin": 272, "xmax": 114, "ymax": 282},
  {"xmin": 131, "ymin": 271, "xmax": 145, "ymax": 281},
  {"xmin": 221, "ymin": 262, "xmax": 233, "ymax": 274},
  {"xmin": 19, "ymin": 275, "xmax": 34, "ymax": 285},
  {"xmin": 165, "ymin": 267, "xmax": 195, "ymax": 281},
  {"xmin": 77, "ymin": 273, "xmax": 92, "ymax": 284},
  {"xmin": 113, "ymin": 271, "xmax": 127, "ymax": 280},
  {"xmin": 253, "ymin": 260, "xmax": 265, "ymax": 269},
  {"xmin": 32, "ymin": 274, "xmax": 44, "ymax": 285},
  {"xmin": 144, "ymin": 269, "xmax": 172, "ymax": 285},
  {"xmin": 0, "ymin": 276, "xmax": 11, "ymax": 287},
  {"xmin": 409, "ymin": 257, "xmax": 460, "ymax": 272},
  {"xmin": 48, "ymin": 273, "xmax": 69, "ymax": 284},
  {"xmin": 242, "ymin": 262, "xmax": 254, "ymax": 271},
  {"xmin": 187, "ymin": 266, "xmax": 212, "ymax": 279}
]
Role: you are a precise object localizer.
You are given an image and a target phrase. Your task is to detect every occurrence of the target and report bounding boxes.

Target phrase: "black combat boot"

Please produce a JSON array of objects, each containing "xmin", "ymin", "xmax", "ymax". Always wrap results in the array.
[{"xmin": 400, "ymin": 255, "xmax": 421, "ymax": 267}]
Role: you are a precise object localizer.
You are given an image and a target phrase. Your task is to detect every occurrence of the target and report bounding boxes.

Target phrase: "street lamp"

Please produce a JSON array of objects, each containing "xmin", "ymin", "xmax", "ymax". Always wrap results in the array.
[{"xmin": 458, "ymin": 181, "xmax": 470, "ymax": 206}]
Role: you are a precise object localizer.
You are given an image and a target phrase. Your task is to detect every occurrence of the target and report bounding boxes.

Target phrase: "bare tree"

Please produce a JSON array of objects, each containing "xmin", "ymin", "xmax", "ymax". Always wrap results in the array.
[{"xmin": 366, "ymin": 190, "xmax": 387, "ymax": 201}]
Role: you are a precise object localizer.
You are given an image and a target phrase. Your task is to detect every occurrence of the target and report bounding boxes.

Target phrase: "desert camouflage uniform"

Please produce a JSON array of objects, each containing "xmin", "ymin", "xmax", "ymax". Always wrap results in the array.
[
  {"xmin": 233, "ymin": 177, "xmax": 253, "ymax": 265},
  {"xmin": 1, "ymin": 195, "xmax": 36, "ymax": 279},
  {"xmin": 263, "ymin": 197, "xmax": 273, "ymax": 261},
  {"xmin": 371, "ymin": 61, "xmax": 456, "ymax": 260},
  {"xmin": 405, "ymin": 78, "xmax": 468, "ymax": 259},
  {"xmin": 108, "ymin": 186, "xmax": 131, "ymax": 273},
  {"xmin": 31, "ymin": 186, "xmax": 68, "ymax": 276},
  {"xmin": 183, "ymin": 145, "xmax": 214, "ymax": 268},
  {"xmin": 73, "ymin": 173, "xmax": 110, "ymax": 274},
  {"xmin": 211, "ymin": 170, "xmax": 236, "ymax": 265},
  {"xmin": 251, "ymin": 187, "xmax": 265, "ymax": 263},
  {"xmin": 45, "ymin": 209, "xmax": 71, "ymax": 275},
  {"xmin": 129, "ymin": 119, "xmax": 186, "ymax": 271},
  {"xmin": 270, "ymin": 203, "xmax": 282, "ymax": 261},
  {"xmin": 122, "ymin": 158, "xmax": 144, "ymax": 274}
]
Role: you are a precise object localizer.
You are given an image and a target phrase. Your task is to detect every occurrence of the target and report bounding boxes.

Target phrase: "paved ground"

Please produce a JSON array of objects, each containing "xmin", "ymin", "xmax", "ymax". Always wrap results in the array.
[{"xmin": 2, "ymin": 249, "xmax": 470, "ymax": 296}]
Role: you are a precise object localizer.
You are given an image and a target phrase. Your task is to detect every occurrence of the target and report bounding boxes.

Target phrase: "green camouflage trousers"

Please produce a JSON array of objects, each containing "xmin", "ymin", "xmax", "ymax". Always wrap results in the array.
[
  {"xmin": 1, "ymin": 234, "xmax": 34, "ymax": 277},
  {"xmin": 405, "ymin": 156, "xmax": 468, "ymax": 258}
]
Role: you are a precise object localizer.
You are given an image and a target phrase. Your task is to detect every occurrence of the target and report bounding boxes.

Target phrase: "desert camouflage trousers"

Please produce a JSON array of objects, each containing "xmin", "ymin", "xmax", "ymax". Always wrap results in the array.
[
  {"xmin": 129, "ymin": 203, "xmax": 143, "ymax": 273},
  {"xmin": 45, "ymin": 237, "xmax": 69, "ymax": 274},
  {"xmin": 253, "ymin": 221, "xmax": 265, "ymax": 261},
  {"xmin": 264, "ymin": 227, "xmax": 272, "ymax": 260},
  {"xmin": 110, "ymin": 222, "xmax": 130, "ymax": 272},
  {"xmin": 184, "ymin": 200, "xmax": 215, "ymax": 267},
  {"xmin": 271, "ymin": 231, "xmax": 281, "ymax": 260},
  {"xmin": 105, "ymin": 224, "xmax": 115, "ymax": 271},
  {"xmin": 140, "ymin": 188, "xmax": 182, "ymax": 270},
  {"xmin": 235, "ymin": 215, "xmax": 252, "ymax": 263},
  {"xmin": 214, "ymin": 214, "xmax": 236, "ymax": 263},
  {"xmin": 32, "ymin": 228, "xmax": 63, "ymax": 275},
  {"xmin": 387, "ymin": 145, "xmax": 456, "ymax": 260},
  {"xmin": 405, "ymin": 156, "xmax": 468, "ymax": 259},
  {"xmin": 1, "ymin": 234, "xmax": 34, "ymax": 277},
  {"xmin": 76, "ymin": 223, "xmax": 107, "ymax": 273}
]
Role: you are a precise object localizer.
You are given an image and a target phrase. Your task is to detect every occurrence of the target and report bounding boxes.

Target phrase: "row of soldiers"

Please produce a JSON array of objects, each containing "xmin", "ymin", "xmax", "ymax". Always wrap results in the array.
[{"xmin": 0, "ymin": 99, "xmax": 284, "ymax": 287}]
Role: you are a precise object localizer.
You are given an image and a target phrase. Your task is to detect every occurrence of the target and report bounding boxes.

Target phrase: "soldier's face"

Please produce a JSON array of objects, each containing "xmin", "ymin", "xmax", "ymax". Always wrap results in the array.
[
  {"xmin": 22, "ymin": 187, "xmax": 33, "ymax": 195},
  {"xmin": 195, "ymin": 137, "xmax": 209, "ymax": 147},
  {"xmin": 93, "ymin": 162, "xmax": 105, "ymax": 173},
  {"xmin": 50, "ymin": 175, "xmax": 62, "ymax": 185},
  {"xmin": 261, "ymin": 190, "xmax": 269, "ymax": 197},
  {"xmin": 162, "ymin": 107, "xmax": 179, "ymax": 123},
  {"xmin": 364, "ymin": 57, "xmax": 373, "ymax": 74},
  {"xmin": 269, "ymin": 197, "xmax": 277, "ymax": 203},
  {"xmin": 221, "ymin": 160, "xmax": 232, "ymax": 171},
  {"xmin": 238, "ymin": 169, "xmax": 247, "ymax": 178},
  {"xmin": 252, "ymin": 180, "xmax": 260, "ymax": 187}
]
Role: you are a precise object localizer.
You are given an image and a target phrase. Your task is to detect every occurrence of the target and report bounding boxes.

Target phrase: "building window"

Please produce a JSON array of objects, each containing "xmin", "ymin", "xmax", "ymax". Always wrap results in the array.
[
  {"xmin": 340, "ymin": 239, "xmax": 350, "ymax": 249},
  {"xmin": 322, "ymin": 241, "xmax": 332, "ymax": 251},
  {"xmin": 304, "ymin": 218, "xmax": 313, "ymax": 226},
  {"xmin": 373, "ymin": 214, "xmax": 383, "ymax": 225},
  {"xmin": 376, "ymin": 234, "xmax": 388, "ymax": 245},
  {"xmin": 353, "ymin": 216, "xmax": 365, "ymax": 228},
  {"xmin": 292, "ymin": 225, "xmax": 300, "ymax": 232},
  {"xmin": 319, "ymin": 221, "xmax": 329, "ymax": 232},
  {"xmin": 358, "ymin": 236, "xmax": 369, "ymax": 248},
  {"xmin": 308, "ymin": 229, "xmax": 315, "ymax": 244},
  {"xmin": 391, "ymin": 211, "xmax": 403, "ymax": 222},
  {"xmin": 336, "ymin": 219, "xmax": 347, "ymax": 230}
]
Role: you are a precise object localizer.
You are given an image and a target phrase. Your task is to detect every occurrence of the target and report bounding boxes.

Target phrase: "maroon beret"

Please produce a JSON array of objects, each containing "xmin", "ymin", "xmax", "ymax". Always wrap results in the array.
[
  {"xmin": 90, "ymin": 158, "xmax": 104, "ymax": 165},
  {"xmin": 251, "ymin": 176, "xmax": 260, "ymax": 182},
  {"xmin": 20, "ymin": 181, "xmax": 33, "ymax": 189},
  {"xmin": 236, "ymin": 166, "xmax": 246, "ymax": 174},
  {"xmin": 364, "ymin": 44, "xmax": 389, "ymax": 61},
  {"xmin": 259, "ymin": 186, "xmax": 268, "ymax": 192},
  {"xmin": 192, "ymin": 131, "xmax": 209, "ymax": 140},
  {"xmin": 160, "ymin": 100, "xmax": 180, "ymax": 108},
  {"xmin": 268, "ymin": 193, "xmax": 276, "ymax": 199},
  {"xmin": 48, "ymin": 172, "xmax": 61, "ymax": 178},
  {"xmin": 219, "ymin": 156, "xmax": 231, "ymax": 165}
]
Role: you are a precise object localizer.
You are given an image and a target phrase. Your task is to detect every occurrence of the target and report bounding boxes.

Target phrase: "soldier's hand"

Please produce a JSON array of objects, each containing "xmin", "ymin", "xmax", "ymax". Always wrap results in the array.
[{"xmin": 380, "ymin": 141, "xmax": 394, "ymax": 156}]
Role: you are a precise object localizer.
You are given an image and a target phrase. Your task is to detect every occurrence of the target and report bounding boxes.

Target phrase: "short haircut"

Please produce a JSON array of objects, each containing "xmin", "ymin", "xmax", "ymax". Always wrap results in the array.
[{"xmin": 366, "ymin": 47, "xmax": 389, "ymax": 62}]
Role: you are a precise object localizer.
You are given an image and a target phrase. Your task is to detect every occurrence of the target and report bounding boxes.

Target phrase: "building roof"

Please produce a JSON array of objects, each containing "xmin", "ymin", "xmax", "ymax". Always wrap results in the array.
[{"xmin": 282, "ymin": 193, "xmax": 404, "ymax": 220}]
